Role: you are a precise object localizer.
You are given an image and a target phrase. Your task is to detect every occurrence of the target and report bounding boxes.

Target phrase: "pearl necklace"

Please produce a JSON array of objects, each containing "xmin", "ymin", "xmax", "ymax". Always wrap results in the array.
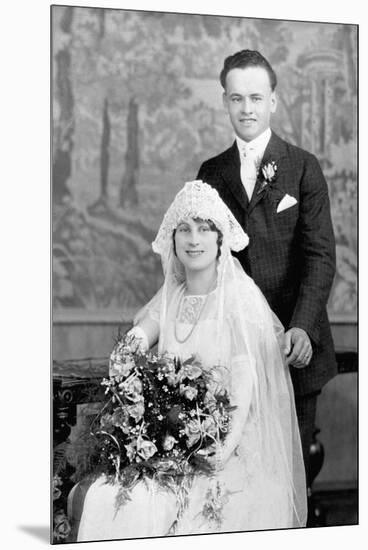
[{"xmin": 174, "ymin": 280, "xmax": 216, "ymax": 344}]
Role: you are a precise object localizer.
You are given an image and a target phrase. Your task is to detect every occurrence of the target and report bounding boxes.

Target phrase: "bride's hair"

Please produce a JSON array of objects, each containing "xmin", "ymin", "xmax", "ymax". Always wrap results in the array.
[{"xmin": 172, "ymin": 217, "xmax": 223, "ymax": 259}]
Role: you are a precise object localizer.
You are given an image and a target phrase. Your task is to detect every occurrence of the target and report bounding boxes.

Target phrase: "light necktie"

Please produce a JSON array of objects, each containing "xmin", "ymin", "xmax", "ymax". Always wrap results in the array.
[{"xmin": 240, "ymin": 145, "xmax": 258, "ymax": 200}]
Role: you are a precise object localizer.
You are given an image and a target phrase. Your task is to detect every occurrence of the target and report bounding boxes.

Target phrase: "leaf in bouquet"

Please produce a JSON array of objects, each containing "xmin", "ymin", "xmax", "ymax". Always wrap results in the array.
[
  {"xmin": 156, "ymin": 474, "xmax": 180, "ymax": 495},
  {"xmin": 166, "ymin": 404, "xmax": 184, "ymax": 427},
  {"xmin": 113, "ymin": 326, "xmax": 126, "ymax": 347},
  {"xmin": 222, "ymin": 403, "xmax": 237, "ymax": 412},
  {"xmin": 119, "ymin": 464, "xmax": 141, "ymax": 488},
  {"xmin": 189, "ymin": 453, "xmax": 216, "ymax": 476},
  {"xmin": 152, "ymin": 457, "xmax": 179, "ymax": 475},
  {"xmin": 114, "ymin": 483, "xmax": 135, "ymax": 512},
  {"xmin": 181, "ymin": 355, "xmax": 200, "ymax": 367}
]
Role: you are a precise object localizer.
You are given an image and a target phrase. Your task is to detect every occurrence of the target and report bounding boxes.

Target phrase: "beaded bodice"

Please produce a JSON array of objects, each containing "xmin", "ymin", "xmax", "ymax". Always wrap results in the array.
[{"xmin": 176, "ymin": 295, "xmax": 207, "ymax": 324}]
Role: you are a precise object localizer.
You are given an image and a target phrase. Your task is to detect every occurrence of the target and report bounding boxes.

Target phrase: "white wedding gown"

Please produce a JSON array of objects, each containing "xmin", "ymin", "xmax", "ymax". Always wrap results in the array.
[{"xmin": 76, "ymin": 285, "xmax": 302, "ymax": 541}]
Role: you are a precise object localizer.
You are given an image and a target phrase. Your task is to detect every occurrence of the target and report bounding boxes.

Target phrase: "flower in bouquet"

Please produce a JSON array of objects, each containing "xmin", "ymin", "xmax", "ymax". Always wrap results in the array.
[
  {"xmin": 201, "ymin": 415, "xmax": 218, "ymax": 439},
  {"xmin": 127, "ymin": 401, "xmax": 145, "ymax": 422},
  {"xmin": 162, "ymin": 434, "xmax": 177, "ymax": 451},
  {"xmin": 120, "ymin": 377, "xmax": 143, "ymax": 399},
  {"xmin": 137, "ymin": 437, "xmax": 158, "ymax": 460},
  {"xmin": 109, "ymin": 340, "xmax": 136, "ymax": 377},
  {"xmin": 179, "ymin": 383, "xmax": 198, "ymax": 401},
  {"xmin": 203, "ymin": 390, "xmax": 218, "ymax": 412},
  {"xmin": 159, "ymin": 355, "xmax": 177, "ymax": 385},
  {"xmin": 110, "ymin": 407, "xmax": 128, "ymax": 429},
  {"xmin": 206, "ymin": 366, "xmax": 228, "ymax": 396},
  {"xmin": 124, "ymin": 441, "xmax": 137, "ymax": 461},
  {"xmin": 184, "ymin": 418, "xmax": 202, "ymax": 448},
  {"xmin": 177, "ymin": 360, "xmax": 203, "ymax": 382}
]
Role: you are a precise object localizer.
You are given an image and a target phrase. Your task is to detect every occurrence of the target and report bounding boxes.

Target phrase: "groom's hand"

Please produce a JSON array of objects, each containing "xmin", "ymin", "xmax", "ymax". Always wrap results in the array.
[{"xmin": 283, "ymin": 327, "xmax": 313, "ymax": 368}]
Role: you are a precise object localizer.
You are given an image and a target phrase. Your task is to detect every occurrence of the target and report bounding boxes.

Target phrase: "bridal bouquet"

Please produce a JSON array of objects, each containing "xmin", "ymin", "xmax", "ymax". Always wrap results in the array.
[{"xmin": 89, "ymin": 336, "xmax": 233, "ymax": 500}]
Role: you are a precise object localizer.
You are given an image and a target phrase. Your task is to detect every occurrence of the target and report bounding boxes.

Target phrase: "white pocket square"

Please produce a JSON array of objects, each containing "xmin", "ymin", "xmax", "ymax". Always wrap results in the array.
[{"xmin": 277, "ymin": 194, "xmax": 298, "ymax": 213}]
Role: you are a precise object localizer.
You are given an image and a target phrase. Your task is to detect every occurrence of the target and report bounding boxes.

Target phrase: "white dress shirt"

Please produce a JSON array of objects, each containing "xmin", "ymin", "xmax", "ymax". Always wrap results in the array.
[{"xmin": 236, "ymin": 128, "xmax": 272, "ymax": 201}]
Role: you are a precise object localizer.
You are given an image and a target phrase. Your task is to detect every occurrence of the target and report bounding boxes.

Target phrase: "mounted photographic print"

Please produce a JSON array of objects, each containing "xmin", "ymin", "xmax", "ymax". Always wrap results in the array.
[{"xmin": 52, "ymin": 4, "xmax": 358, "ymax": 544}]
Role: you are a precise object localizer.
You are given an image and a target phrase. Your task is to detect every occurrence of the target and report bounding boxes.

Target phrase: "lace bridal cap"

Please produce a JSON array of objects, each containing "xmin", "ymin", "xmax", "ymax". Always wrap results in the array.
[{"xmin": 152, "ymin": 180, "xmax": 249, "ymax": 261}]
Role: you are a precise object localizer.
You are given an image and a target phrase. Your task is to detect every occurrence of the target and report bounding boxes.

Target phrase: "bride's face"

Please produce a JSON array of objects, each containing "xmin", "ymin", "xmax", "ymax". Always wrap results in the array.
[{"xmin": 174, "ymin": 218, "xmax": 219, "ymax": 274}]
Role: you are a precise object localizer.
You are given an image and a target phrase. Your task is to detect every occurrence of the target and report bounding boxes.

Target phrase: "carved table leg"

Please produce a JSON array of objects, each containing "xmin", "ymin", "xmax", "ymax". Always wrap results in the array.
[{"xmin": 53, "ymin": 384, "xmax": 78, "ymax": 447}]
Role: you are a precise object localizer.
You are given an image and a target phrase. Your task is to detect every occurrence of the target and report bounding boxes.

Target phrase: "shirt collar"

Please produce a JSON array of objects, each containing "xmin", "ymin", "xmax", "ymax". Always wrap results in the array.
[{"xmin": 236, "ymin": 127, "xmax": 271, "ymax": 158}]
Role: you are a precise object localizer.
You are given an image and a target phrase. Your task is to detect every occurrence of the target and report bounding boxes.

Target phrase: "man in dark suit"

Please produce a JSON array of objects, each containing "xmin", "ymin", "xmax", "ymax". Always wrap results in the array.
[{"xmin": 197, "ymin": 49, "xmax": 337, "ymax": 480}]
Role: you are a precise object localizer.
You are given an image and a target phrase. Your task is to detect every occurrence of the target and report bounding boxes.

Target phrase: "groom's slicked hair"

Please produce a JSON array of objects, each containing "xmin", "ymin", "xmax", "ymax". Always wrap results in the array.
[{"xmin": 220, "ymin": 49, "xmax": 277, "ymax": 91}]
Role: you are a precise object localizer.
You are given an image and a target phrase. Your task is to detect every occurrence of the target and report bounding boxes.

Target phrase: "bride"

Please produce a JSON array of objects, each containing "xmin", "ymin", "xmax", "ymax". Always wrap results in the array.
[{"xmin": 75, "ymin": 180, "xmax": 307, "ymax": 541}]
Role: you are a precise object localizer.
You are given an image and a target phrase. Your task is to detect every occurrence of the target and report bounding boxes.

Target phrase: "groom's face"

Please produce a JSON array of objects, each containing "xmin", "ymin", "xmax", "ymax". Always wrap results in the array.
[{"xmin": 223, "ymin": 66, "xmax": 277, "ymax": 142}]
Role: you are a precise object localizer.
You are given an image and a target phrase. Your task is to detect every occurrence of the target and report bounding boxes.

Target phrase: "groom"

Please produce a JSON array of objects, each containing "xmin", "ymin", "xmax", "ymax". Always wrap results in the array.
[{"xmin": 197, "ymin": 49, "xmax": 337, "ymax": 480}]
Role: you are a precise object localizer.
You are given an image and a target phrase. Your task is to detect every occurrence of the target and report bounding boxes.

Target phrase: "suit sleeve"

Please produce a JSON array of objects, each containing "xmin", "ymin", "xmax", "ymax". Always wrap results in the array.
[
  {"xmin": 197, "ymin": 162, "xmax": 208, "ymax": 181},
  {"xmin": 289, "ymin": 154, "xmax": 336, "ymax": 344}
]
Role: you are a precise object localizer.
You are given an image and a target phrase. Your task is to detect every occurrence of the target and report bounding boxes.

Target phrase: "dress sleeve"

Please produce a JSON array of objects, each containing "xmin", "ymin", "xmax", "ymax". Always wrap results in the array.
[{"xmin": 133, "ymin": 286, "xmax": 162, "ymax": 325}]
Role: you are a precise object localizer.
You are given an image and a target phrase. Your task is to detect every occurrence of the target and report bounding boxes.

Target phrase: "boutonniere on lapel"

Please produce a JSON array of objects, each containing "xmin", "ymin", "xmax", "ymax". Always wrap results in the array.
[{"xmin": 257, "ymin": 160, "xmax": 278, "ymax": 195}]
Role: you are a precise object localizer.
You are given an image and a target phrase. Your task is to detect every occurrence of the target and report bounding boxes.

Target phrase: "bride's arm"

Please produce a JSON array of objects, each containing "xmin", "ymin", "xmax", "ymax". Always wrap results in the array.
[
  {"xmin": 125, "ymin": 315, "xmax": 159, "ymax": 352},
  {"xmin": 133, "ymin": 286, "xmax": 163, "ymax": 326},
  {"xmin": 121, "ymin": 285, "xmax": 163, "ymax": 352},
  {"xmin": 134, "ymin": 315, "xmax": 160, "ymax": 349},
  {"xmin": 122, "ymin": 286, "xmax": 163, "ymax": 353}
]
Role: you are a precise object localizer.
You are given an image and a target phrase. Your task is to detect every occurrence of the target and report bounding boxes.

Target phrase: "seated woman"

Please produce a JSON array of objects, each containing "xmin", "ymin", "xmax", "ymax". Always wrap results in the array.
[{"xmin": 75, "ymin": 180, "xmax": 307, "ymax": 541}]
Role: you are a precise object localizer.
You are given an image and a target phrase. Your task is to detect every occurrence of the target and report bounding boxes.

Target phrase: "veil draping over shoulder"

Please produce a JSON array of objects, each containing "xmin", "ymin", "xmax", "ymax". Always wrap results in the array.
[{"xmin": 136, "ymin": 180, "xmax": 307, "ymax": 528}]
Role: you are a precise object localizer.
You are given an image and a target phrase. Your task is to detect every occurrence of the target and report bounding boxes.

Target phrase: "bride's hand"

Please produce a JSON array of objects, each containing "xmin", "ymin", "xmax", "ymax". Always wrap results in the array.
[
  {"xmin": 109, "ymin": 327, "xmax": 148, "ymax": 376},
  {"xmin": 125, "ymin": 326, "xmax": 149, "ymax": 353}
]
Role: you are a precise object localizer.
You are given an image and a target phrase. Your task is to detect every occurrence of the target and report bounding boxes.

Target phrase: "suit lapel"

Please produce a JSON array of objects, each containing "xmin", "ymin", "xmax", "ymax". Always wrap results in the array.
[
  {"xmin": 247, "ymin": 131, "xmax": 288, "ymax": 215},
  {"xmin": 219, "ymin": 142, "xmax": 249, "ymax": 211}
]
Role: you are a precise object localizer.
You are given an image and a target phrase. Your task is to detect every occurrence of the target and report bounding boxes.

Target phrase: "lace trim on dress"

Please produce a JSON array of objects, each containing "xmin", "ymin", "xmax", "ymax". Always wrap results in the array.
[{"xmin": 177, "ymin": 296, "xmax": 207, "ymax": 324}]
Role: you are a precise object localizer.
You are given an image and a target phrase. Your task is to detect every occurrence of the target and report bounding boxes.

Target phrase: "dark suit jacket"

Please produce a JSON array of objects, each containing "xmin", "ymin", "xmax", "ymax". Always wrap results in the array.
[{"xmin": 197, "ymin": 131, "xmax": 337, "ymax": 396}]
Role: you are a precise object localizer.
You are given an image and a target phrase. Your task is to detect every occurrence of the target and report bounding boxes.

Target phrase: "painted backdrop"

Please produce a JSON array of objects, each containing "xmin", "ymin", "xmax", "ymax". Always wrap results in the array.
[{"xmin": 52, "ymin": 6, "xmax": 357, "ymax": 323}]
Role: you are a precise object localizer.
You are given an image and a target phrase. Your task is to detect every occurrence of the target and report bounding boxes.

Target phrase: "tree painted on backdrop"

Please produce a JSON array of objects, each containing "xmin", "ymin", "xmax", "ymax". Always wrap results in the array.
[
  {"xmin": 52, "ymin": 6, "xmax": 75, "ymax": 205},
  {"xmin": 52, "ymin": 8, "xmax": 356, "ymax": 319}
]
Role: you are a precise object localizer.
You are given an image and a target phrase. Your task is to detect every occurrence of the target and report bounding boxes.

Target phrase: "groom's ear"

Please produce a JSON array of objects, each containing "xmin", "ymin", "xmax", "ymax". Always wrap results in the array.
[
  {"xmin": 222, "ymin": 92, "xmax": 228, "ymax": 111},
  {"xmin": 270, "ymin": 91, "xmax": 277, "ymax": 114}
]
